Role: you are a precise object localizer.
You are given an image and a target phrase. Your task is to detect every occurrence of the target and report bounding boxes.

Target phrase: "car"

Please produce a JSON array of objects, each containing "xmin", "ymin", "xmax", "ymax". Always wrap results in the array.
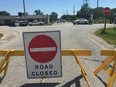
[
  {"xmin": 19, "ymin": 21, "xmax": 27, "ymax": 27},
  {"xmin": 8, "ymin": 20, "xmax": 27, "ymax": 27},
  {"xmin": 28, "ymin": 20, "xmax": 45, "ymax": 26},
  {"xmin": 56, "ymin": 19, "xmax": 66, "ymax": 23},
  {"xmin": 73, "ymin": 18, "xmax": 91, "ymax": 25}
]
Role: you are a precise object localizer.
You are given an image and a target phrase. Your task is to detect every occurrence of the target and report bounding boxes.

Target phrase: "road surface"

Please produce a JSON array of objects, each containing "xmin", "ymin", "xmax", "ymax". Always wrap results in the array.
[{"xmin": 0, "ymin": 23, "xmax": 115, "ymax": 87}]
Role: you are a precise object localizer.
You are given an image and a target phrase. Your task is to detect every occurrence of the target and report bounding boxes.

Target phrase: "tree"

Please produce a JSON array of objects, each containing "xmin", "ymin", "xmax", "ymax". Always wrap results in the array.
[
  {"xmin": 18, "ymin": 12, "xmax": 28, "ymax": 17},
  {"xmin": 34, "ymin": 10, "xmax": 43, "ymax": 15},
  {"xmin": 0, "ymin": 11, "xmax": 10, "ymax": 16},
  {"xmin": 50, "ymin": 12, "xmax": 58, "ymax": 22},
  {"xmin": 18, "ymin": 12, "xmax": 23, "ymax": 17},
  {"xmin": 61, "ymin": 15, "xmax": 75, "ymax": 21},
  {"xmin": 77, "ymin": 3, "xmax": 91, "ymax": 19},
  {"xmin": 92, "ymin": 7, "xmax": 104, "ymax": 19}
]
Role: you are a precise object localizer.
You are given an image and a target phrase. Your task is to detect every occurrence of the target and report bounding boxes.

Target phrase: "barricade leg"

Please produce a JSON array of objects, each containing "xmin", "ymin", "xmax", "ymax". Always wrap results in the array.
[
  {"xmin": 107, "ymin": 59, "xmax": 116, "ymax": 87},
  {"xmin": 0, "ymin": 51, "xmax": 10, "ymax": 77},
  {"xmin": 3, "ymin": 56, "xmax": 10, "ymax": 77},
  {"xmin": 94, "ymin": 49, "xmax": 116, "ymax": 87},
  {"xmin": 94, "ymin": 56, "xmax": 114, "ymax": 75},
  {"xmin": 73, "ymin": 50, "xmax": 91, "ymax": 87}
]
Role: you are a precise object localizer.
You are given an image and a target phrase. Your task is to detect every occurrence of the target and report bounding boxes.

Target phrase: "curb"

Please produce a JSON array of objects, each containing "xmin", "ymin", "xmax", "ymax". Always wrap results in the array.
[{"xmin": 88, "ymin": 29, "xmax": 115, "ymax": 49}]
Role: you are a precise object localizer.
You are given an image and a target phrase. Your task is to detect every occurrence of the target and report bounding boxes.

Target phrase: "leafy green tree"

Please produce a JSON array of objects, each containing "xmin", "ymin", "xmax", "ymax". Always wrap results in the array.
[
  {"xmin": 77, "ymin": 3, "xmax": 91, "ymax": 19},
  {"xmin": 92, "ymin": 7, "xmax": 104, "ymax": 19},
  {"xmin": 110, "ymin": 8, "xmax": 116, "ymax": 17},
  {"xmin": 18, "ymin": 12, "xmax": 23, "ymax": 17},
  {"xmin": 61, "ymin": 15, "xmax": 75, "ymax": 21},
  {"xmin": 18, "ymin": 12, "xmax": 28, "ymax": 17},
  {"xmin": 34, "ymin": 10, "xmax": 43, "ymax": 15},
  {"xmin": 0, "ymin": 11, "xmax": 10, "ymax": 16},
  {"xmin": 50, "ymin": 12, "xmax": 58, "ymax": 22}
]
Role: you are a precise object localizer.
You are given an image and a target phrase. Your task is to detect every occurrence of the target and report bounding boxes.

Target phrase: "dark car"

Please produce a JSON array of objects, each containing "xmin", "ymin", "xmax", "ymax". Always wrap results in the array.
[
  {"xmin": 19, "ymin": 21, "xmax": 27, "ymax": 27},
  {"xmin": 8, "ymin": 21, "xmax": 15, "ymax": 27}
]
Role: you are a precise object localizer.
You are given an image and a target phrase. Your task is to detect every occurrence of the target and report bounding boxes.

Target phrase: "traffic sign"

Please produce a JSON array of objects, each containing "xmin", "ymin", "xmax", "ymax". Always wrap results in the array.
[
  {"xmin": 103, "ymin": 7, "xmax": 110, "ymax": 14},
  {"xmin": 23, "ymin": 31, "xmax": 62, "ymax": 78},
  {"xmin": 28, "ymin": 35, "xmax": 57, "ymax": 63}
]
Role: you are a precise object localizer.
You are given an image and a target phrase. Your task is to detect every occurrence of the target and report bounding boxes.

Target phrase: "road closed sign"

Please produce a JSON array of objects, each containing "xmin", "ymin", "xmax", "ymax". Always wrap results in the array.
[{"xmin": 23, "ymin": 31, "xmax": 62, "ymax": 78}]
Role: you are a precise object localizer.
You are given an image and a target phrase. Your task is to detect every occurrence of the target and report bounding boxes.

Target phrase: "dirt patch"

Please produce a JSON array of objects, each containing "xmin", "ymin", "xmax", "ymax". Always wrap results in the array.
[
  {"xmin": 0, "ymin": 30, "xmax": 18, "ymax": 40},
  {"xmin": 0, "ymin": 33, "xmax": 3, "ymax": 38}
]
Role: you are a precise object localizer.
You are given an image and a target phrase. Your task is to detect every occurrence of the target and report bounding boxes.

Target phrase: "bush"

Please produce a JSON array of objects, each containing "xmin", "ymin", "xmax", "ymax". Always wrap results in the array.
[{"xmin": 0, "ymin": 33, "xmax": 3, "ymax": 39}]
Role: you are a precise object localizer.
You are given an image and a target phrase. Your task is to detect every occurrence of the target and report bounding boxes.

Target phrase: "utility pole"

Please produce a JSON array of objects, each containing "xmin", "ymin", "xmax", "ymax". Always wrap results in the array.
[
  {"xmin": 23, "ymin": 0, "xmax": 26, "ymax": 23},
  {"xmin": 97, "ymin": 0, "xmax": 99, "ymax": 19},
  {"xmin": 66, "ymin": 10, "xmax": 68, "ymax": 15},
  {"xmin": 73, "ymin": 6, "xmax": 75, "ymax": 15},
  {"xmin": 62, "ymin": 9, "xmax": 64, "ymax": 16},
  {"xmin": 83, "ymin": 0, "xmax": 89, "ymax": 19},
  {"xmin": 73, "ymin": 6, "xmax": 76, "ymax": 19}
]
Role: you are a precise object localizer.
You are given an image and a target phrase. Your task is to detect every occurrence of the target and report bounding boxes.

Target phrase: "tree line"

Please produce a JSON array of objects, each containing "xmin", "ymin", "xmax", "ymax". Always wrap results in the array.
[
  {"xmin": 0, "ymin": 3, "xmax": 116, "ymax": 23},
  {"xmin": 0, "ymin": 10, "xmax": 58, "ymax": 23},
  {"xmin": 61, "ymin": 3, "xmax": 116, "ymax": 22}
]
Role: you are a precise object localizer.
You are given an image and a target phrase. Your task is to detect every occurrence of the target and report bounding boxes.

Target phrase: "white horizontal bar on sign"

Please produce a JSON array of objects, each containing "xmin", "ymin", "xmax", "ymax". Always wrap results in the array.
[{"xmin": 30, "ymin": 47, "xmax": 56, "ymax": 52}]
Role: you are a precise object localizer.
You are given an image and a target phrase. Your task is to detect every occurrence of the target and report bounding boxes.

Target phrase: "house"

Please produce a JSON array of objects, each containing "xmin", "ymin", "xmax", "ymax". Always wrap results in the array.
[{"xmin": 0, "ymin": 14, "xmax": 49, "ymax": 26}]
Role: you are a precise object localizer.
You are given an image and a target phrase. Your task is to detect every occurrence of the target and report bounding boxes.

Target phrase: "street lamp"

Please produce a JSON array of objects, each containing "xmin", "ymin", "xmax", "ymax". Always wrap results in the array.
[{"xmin": 23, "ymin": 0, "xmax": 26, "ymax": 23}]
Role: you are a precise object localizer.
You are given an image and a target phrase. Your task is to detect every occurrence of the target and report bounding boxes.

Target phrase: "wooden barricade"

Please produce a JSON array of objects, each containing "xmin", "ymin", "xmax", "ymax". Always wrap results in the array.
[
  {"xmin": 94, "ymin": 50, "xmax": 116, "ymax": 87},
  {"xmin": 0, "ymin": 49, "xmax": 91, "ymax": 87}
]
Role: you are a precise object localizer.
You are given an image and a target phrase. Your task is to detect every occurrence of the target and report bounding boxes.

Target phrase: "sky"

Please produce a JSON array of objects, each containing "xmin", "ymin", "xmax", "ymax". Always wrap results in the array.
[{"xmin": 0, "ymin": 0, "xmax": 116, "ymax": 18}]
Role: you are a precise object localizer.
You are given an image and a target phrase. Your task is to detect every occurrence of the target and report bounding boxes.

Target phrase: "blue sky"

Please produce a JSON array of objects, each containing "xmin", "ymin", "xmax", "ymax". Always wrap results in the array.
[{"xmin": 0, "ymin": 0, "xmax": 116, "ymax": 18}]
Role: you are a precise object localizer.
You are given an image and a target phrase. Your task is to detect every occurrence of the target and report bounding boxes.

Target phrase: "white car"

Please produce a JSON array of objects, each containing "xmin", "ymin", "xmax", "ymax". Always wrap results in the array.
[
  {"xmin": 28, "ymin": 20, "xmax": 44, "ymax": 26},
  {"xmin": 73, "ymin": 18, "xmax": 90, "ymax": 25}
]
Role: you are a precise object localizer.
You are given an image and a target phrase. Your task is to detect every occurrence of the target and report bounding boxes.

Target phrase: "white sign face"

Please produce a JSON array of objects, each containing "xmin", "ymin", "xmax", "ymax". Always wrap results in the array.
[{"xmin": 23, "ymin": 31, "xmax": 62, "ymax": 78}]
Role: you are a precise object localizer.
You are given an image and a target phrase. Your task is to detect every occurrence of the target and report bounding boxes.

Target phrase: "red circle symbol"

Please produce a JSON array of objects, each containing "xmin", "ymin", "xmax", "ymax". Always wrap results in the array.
[
  {"xmin": 103, "ymin": 7, "xmax": 110, "ymax": 14},
  {"xmin": 28, "ymin": 35, "xmax": 57, "ymax": 63}
]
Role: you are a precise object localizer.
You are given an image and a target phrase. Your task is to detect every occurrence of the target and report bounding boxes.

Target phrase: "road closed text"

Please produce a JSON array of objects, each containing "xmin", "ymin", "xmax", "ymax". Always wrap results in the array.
[{"xmin": 31, "ymin": 64, "xmax": 58, "ymax": 77}]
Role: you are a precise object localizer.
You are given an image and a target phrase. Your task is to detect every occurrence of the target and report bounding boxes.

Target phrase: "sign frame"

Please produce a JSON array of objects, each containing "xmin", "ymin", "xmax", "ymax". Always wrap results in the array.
[{"xmin": 23, "ymin": 31, "xmax": 62, "ymax": 79}]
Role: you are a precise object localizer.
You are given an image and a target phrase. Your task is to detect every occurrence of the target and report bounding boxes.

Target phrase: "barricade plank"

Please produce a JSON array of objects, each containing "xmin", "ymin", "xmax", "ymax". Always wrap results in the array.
[{"xmin": 0, "ymin": 49, "xmax": 92, "ymax": 87}]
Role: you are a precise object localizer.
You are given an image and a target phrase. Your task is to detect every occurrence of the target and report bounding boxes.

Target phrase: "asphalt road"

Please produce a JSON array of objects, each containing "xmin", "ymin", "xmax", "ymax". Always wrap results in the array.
[{"xmin": 0, "ymin": 23, "xmax": 115, "ymax": 87}]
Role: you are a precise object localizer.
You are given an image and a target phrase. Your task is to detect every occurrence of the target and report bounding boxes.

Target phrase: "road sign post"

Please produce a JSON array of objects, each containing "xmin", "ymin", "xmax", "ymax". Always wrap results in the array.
[
  {"xmin": 102, "ymin": 7, "xmax": 110, "ymax": 34},
  {"xmin": 23, "ymin": 31, "xmax": 62, "ymax": 78}
]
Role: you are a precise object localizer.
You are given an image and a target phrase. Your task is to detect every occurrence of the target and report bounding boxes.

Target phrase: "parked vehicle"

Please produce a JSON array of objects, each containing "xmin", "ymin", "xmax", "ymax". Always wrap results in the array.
[
  {"xmin": 19, "ymin": 21, "xmax": 27, "ymax": 27},
  {"xmin": 8, "ymin": 20, "xmax": 27, "ymax": 27},
  {"xmin": 8, "ymin": 21, "xmax": 15, "ymax": 27},
  {"xmin": 56, "ymin": 19, "xmax": 66, "ymax": 23},
  {"xmin": 28, "ymin": 20, "xmax": 44, "ymax": 26},
  {"xmin": 73, "ymin": 18, "xmax": 91, "ymax": 25}
]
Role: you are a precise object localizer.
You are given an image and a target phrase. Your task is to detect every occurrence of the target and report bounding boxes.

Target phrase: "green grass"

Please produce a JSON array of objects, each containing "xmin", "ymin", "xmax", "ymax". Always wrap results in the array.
[
  {"xmin": 95, "ymin": 27, "xmax": 116, "ymax": 45},
  {"xmin": 0, "ymin": 33, "xmax": 3, "ymax": 39}
]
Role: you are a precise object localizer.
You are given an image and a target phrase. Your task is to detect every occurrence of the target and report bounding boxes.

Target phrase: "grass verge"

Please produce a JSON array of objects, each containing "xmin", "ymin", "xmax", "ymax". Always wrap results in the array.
[
  {"xmin": 95, "ymin": 27, "xmax": 116, "ymax": 45},
  {"xmin": 0, "ymin": 33, "xmax": 3, "ymax": 39}
]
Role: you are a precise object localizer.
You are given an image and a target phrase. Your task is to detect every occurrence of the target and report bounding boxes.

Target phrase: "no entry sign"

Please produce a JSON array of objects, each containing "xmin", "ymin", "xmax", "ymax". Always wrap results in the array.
[
  {"xmin": 103, "ymin": 7, "xmax": 110, "ymax": 14},
  {"xmin": 23, "ymin": 31, "xmax": 62, "ymax": 78},
  {"xmin": 28, "ymin": 35, "xmax": 57, "ymax": 63}
]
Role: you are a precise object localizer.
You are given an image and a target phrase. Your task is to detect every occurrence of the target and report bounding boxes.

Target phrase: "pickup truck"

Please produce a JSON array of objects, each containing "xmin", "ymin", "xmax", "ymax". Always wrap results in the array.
[{"xmin": 28, "ymin": 20, "xmax": 44, "ymax": 26}]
